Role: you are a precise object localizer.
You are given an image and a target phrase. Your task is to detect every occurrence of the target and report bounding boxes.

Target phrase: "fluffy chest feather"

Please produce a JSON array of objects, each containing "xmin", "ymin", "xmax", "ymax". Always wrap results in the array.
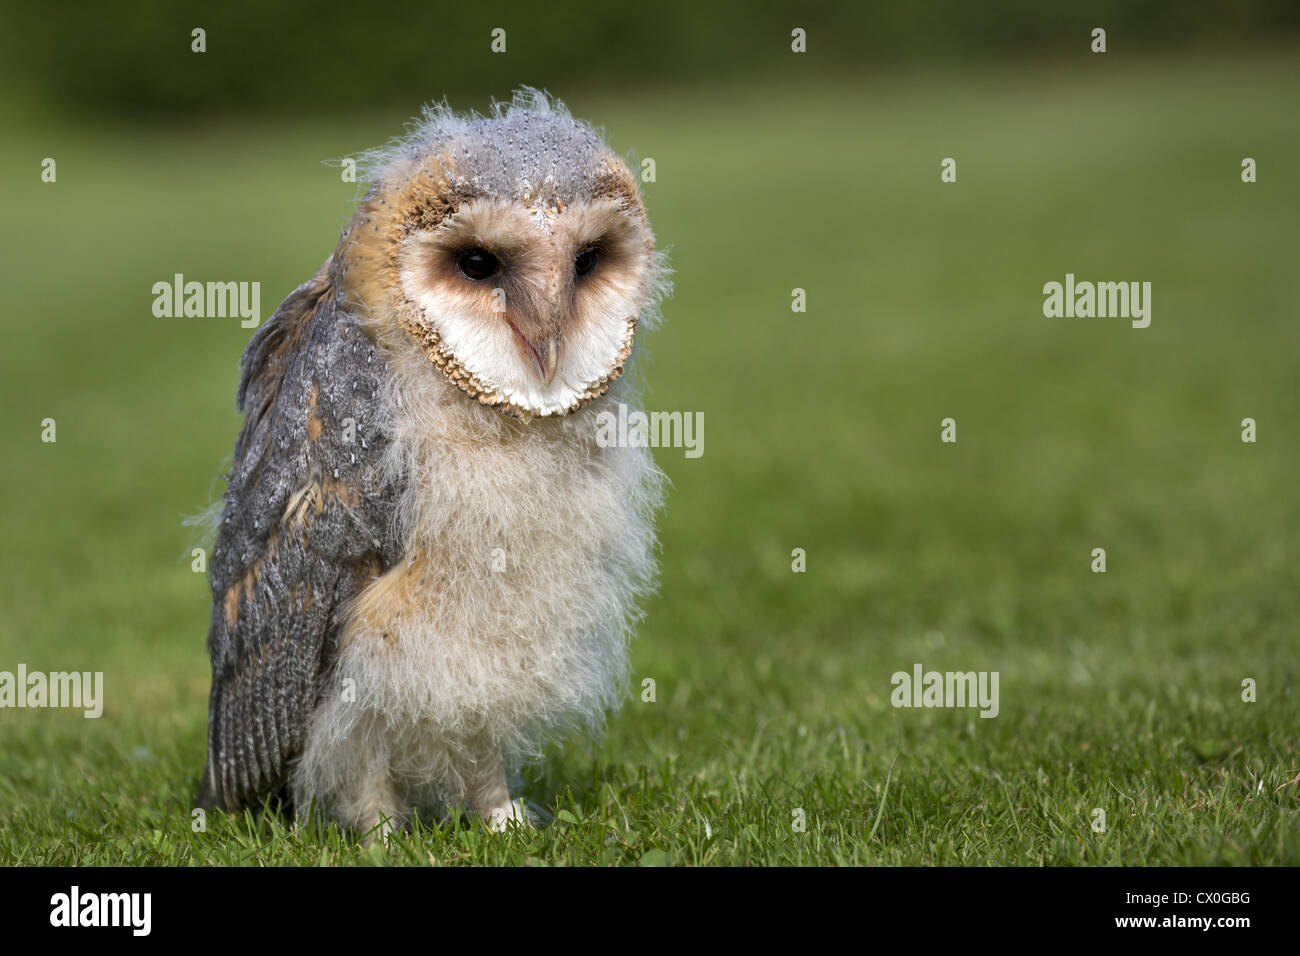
[{"xmin": 332, "ymin": 352, "xmax": 662, "ymax": 757}]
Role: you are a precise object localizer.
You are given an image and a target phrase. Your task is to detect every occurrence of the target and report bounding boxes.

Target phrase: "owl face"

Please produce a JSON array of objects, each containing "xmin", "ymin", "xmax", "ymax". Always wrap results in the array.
[{"xmin": 338, "ymin": 92, "xmax": 660, "ymax": 419}]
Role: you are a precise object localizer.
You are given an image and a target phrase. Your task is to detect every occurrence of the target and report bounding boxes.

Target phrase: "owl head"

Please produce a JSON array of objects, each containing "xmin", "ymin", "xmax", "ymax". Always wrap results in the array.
[{"xmin": 336, "ymin": 89, "xmax": 667, "ymax": 419}]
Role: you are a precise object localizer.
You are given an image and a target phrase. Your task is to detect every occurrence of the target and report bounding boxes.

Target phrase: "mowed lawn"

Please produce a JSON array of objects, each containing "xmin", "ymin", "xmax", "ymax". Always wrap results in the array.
[{"xmin": 0, "ymin": 51, "xmax": 1297, "ymax": 865}]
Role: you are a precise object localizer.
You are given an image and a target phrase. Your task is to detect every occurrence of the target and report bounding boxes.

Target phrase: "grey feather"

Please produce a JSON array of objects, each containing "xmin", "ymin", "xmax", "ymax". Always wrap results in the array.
[{"xmin": 197, "ymin": 259, "xmax": 402, "ymax": 811}]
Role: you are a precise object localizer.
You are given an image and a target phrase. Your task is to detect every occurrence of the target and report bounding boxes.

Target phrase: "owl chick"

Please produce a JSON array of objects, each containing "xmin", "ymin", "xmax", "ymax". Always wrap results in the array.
[{"xmin": 196, "ymin": 90, "xmax": 667, "ymax": 836}]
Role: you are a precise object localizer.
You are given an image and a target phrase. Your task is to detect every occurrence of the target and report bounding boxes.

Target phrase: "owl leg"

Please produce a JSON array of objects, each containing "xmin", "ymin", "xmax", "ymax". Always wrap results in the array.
[
  {"xmin": 354, "ymin": 770, "xmax": 407, "ymax": 845},
  {"xmin": 465, "ymin": 746, "xmax": 529, "ymax": 831}
]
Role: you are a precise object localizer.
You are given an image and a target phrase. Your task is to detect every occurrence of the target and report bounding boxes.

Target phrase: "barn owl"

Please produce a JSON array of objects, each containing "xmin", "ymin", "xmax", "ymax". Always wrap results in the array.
[{"xmin": 196, "ymin": 90, "xmax": 668, "ymax": 837}]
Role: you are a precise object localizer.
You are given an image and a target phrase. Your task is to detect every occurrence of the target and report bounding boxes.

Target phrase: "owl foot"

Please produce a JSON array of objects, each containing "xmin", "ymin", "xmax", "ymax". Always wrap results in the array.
[
  {"xmin": 484, "ymin": 798, "xmax": 533, "ymax": 832},
  {"xmin": 466, "ymin": 745, "xmax": 533, "ymax": 832}
]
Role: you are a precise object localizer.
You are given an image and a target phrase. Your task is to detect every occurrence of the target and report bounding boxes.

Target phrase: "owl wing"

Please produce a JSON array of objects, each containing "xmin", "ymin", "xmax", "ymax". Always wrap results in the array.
[{"xmin": 197, "ymin": 257, "xmax": 400, "ymax": 812}]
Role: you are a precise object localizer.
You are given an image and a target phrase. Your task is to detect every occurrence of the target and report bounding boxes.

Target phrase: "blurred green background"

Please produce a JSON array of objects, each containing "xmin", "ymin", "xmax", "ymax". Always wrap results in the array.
[
  {"xmin": 5, "ymin": 0, "xmax": 1297, "ymax": 118},
  {"xmin": 0, "ymin": 3, "xmax": 1297, "ymax": 864}
]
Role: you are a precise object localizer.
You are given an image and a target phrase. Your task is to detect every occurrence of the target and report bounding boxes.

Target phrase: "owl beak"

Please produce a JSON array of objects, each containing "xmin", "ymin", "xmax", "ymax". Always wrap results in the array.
[
  {"xmin": 507, "ymin": 317, "xmax": 561, "ymax": 385},
  {"xmin": 541, "ymin": 336, "xmax": 560, "ymax": 385}
]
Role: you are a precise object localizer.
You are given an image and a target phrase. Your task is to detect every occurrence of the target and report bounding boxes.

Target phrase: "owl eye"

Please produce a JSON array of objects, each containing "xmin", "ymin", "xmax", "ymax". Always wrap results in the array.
[
  {"xmin": 574, "ymin": 247, "xmax": 598, "ymax": 278},
  {"xmin": 457, "ymin": 248, "xmax": 499, "ymax": 281}
]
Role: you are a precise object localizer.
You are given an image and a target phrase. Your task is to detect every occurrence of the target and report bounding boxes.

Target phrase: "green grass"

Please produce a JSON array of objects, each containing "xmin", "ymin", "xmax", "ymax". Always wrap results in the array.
[{"xmin": 1, "ymin": 50, "xmax": 1298, "ymax": 865}]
